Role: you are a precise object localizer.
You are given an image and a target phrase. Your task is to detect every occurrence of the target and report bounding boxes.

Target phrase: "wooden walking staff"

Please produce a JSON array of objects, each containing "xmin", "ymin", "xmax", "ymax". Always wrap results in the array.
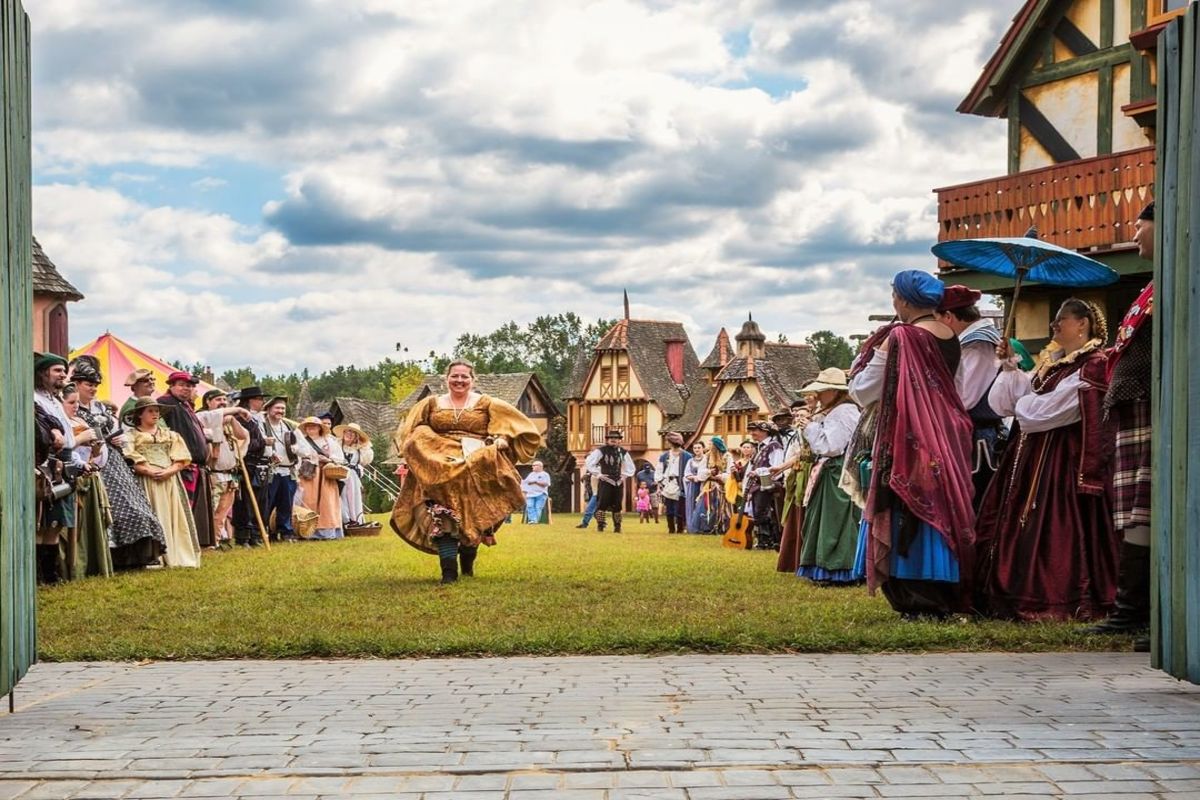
[{"xmin": 233, "ymin": 441, "xmax": 270, "ymax": 550}]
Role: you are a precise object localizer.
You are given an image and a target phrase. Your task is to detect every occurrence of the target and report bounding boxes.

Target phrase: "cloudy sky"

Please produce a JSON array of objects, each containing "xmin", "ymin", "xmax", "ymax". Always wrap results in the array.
[{"xmin": 33, "ymin": 0, "xmax": 1011, "ymax": 374}]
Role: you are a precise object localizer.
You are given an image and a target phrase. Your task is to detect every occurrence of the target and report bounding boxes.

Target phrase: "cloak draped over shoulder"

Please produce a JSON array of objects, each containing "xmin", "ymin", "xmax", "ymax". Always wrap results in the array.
[
  {"xmin": 864, "ymin": 324, "xmax": 976, "ymax": 594},
  {"xmin": 390, "ymin": 394, "xmax": 541, "ymax": 554}
]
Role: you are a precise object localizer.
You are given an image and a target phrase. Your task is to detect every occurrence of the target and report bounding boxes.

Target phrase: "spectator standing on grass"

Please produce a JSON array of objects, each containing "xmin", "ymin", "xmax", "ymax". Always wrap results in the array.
[
  {"xmin": 635, "ymin": 461, "xmax": 659, "ymax": 523},
  {"xmin": 232, "ymin": 387, "xmax": 270, "ymax": 546},
  {"xmin": 586, "ymin": 429, "xmax": 636, "ymax": 533},
  {"xmin": 655, "ymin": 432, "xmax": 692, "ymax": 534},
  {"xmin": 34, "ymin": 353, "xmax": 77, "ymax": 584},
  {"xmin": 521, "ymin": 460, "xmax": 551, "ymax": 523},
  {"xmin": 336, "ymin": 422, "xmax": 375, "ymax": 528},
  {"xmin": 123, "ymin": 397, "xmax": 201, "ymax": 569},
  {"xmin": 575, "ymin": 474, "xmax": 600, "ymax": 529},
  {"xmin": 69, "ymin": 356, "xmax": 165, "ymax": 570},
  {"xmin": 262, "ymin": 395, "xmax": 300, "ymax": 542},
  {"xmin": 157, "ymin": 371, "xmax": 216, "ymax": 549},
  {"xmin": 848, "ymin": 270, "xmax": 975, "ymax": 620},
  {"xmin": 294, "ymin": 417, "xmax": 346, "ymax": 541},
  {"xmin": 197, "ymin": 389, "xmax": 251, "ymax": 548}
]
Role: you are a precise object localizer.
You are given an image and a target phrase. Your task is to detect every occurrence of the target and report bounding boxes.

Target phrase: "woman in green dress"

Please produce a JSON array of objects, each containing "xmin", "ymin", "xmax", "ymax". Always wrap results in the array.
[{"xmin": 796, "ymin": 368, "xmax": 863, "ymax": 584}]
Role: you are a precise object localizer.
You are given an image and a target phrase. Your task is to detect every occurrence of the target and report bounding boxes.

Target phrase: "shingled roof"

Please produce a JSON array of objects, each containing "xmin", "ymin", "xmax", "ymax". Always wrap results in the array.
[
  {"xmin": 561, "ymin": 349, "xmax": 592, "ymax": 401},
  {"xmin": 718, "ymin": 385, "xmax": 759, "ymax": 413},
  {"xmin": 328, "ymin": 397, "xmax": 400, "ymax": 439},
  {"xmin": 701, "ymin": 328, "xmax": 733, "ymax": 371},
  {"xmin": 32, "ymin": 237, "xmax": 83, "ymax": 300}
]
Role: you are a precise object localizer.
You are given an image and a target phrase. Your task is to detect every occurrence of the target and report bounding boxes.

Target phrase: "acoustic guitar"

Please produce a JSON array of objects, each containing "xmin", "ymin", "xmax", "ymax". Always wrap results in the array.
[{"xmin": 721, "ymin": 469, "xmax": 754, "ymax": 550}]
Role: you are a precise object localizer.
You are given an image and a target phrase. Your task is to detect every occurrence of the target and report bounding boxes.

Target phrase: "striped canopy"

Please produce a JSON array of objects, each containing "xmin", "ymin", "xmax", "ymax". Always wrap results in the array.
[{"xmin": 69, "ymin": 332, "xmax": 220, "ymax": 407}]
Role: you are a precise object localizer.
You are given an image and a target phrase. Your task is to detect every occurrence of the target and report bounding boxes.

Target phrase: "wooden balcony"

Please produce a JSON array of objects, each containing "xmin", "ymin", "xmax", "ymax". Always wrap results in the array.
[
  {"xmin": 588, "ymin": 424, "xmax": 647, "ymax": 449},
  {"xmin": 935, "ymin": 147, "xmax": 1155, "ymax": 255}
]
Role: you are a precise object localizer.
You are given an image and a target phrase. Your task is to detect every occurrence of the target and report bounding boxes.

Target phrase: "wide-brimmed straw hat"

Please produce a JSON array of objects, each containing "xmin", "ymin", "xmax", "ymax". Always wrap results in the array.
[
  {"xmin": 800, "ymin": 367, "xmax": 849, "ymax": 394},
  {"xmin": 333, "ymin": 422, "xmax": 369, "ymax": 444},
  {"xmin": 298, "ymin": 416, "xmax": 324, "ymax": 432},
  {"xmin": 122, "ymin": 397, "xmax": 168, "ymax": 426}
]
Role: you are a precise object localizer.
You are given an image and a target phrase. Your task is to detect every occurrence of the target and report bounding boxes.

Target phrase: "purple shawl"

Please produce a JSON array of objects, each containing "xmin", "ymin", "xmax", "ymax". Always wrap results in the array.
[{"xmin": 863, "ymin": 324, "xmax": 975, "ymax": 591}]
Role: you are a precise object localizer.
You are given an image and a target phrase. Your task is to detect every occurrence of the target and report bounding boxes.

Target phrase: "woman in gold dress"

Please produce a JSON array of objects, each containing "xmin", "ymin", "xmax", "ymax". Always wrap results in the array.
[
  {"xmin": 123, "ymin": 397, "xmax": 201, "ymax": 568},
  {"xmin": 391, "ymin": 360, "xmax": 541, "ymax": 583}
]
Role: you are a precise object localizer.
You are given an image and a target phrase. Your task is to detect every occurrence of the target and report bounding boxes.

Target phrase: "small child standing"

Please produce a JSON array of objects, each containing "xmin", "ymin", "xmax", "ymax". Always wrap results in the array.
[{"xmin": 636, "ymin": 481, "xmax": 651, "ymax": 523}]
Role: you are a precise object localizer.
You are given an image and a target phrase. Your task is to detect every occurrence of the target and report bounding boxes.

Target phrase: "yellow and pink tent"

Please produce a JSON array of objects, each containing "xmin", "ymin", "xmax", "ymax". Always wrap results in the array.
[{"xmin": 69, "ymin": 332, "xmax": 220, "ymax": 407}]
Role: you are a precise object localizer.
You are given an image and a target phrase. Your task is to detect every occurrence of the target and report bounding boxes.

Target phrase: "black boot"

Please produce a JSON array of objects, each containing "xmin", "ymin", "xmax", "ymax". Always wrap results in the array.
[
  {"xmin": 440, "ymin": 556, "xmax": 459, "ymax": 584},
  {"xmin": 666, "ymin": 515, "xmax": 676, "ymax": 534},
  {"xmin": 613, "ymin": 512, "xmax": 622, "ymax": 534},
  {"xmin": 36, "ymin": 545, "xmax": 61, "ymax": 585},
  {"xmin": 459, "ymin": 546, "xmax": 477, "ymax": 578},
  {"xmin": 1087, "ymin": 542, "xmax": 1151, "ymax": 634},
  {"xmin": 596, "ymin": 512, "xmax": 606, "ymax": 532}
]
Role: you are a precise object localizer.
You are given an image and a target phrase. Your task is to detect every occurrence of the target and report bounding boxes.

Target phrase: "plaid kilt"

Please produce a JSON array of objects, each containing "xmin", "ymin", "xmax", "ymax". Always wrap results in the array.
[{"xmin": 1112, "ymin": 400, "xmax": 1151, "ymax": 530}]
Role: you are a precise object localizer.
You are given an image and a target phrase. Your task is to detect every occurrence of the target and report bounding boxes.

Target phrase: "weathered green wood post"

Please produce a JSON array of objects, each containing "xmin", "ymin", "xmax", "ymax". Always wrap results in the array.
[
  {"xmin": 1152, "ymin": 2, "xmax": 1200, "ymax": 686},
  {"xmin": 0, "ymin": 0, "xmax": 35, "ymax": 707}
]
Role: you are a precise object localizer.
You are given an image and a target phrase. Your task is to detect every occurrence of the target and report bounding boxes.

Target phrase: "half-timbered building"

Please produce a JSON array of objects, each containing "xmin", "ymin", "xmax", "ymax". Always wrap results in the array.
[
  {"xmin": 690, "ymin": 316, "xmax": 821, "ymax": 451},
  {"xmin": 562, "ymin": 312, "xmax": 713, "ymax": 511},
  {"xmin": 936, "ymin": 0, "xmax": 1182, "ymax": 347}
]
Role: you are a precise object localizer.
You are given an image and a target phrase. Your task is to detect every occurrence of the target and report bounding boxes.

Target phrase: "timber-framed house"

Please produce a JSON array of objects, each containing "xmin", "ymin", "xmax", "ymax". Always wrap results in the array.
[
  {"xmin": 562, "ymin": 307, "xmax": 712, "ymax": 511},
  {"xmin": 937, "ymin": 0, "xmax": 1182, "ymax": 347},
  {"xmin": 689, "ymin": 316, "xmax": 820, "ymax": 451}
]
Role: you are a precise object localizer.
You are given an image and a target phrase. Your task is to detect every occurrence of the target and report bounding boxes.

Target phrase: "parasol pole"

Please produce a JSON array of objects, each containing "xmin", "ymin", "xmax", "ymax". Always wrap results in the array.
[{"xmin": 1002, "ymin": 265, "xmax": 1028, "ymax": 343}]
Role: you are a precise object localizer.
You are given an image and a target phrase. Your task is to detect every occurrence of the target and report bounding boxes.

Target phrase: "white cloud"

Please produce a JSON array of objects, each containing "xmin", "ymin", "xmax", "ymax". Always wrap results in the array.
[{"xmin": 31, "ymin": 0, "xmax": 1011, "ymax": 374}]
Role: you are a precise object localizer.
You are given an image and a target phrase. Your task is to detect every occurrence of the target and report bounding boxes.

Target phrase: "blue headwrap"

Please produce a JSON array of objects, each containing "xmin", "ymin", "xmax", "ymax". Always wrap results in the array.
[{"xmin": 893, "ymin": 270, "xmax": 944, "ymax": 308}]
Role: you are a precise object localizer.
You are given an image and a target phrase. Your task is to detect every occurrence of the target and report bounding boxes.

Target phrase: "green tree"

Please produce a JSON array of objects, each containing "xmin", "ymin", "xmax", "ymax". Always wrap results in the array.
[{"xmin": 806, "ymin": 330, "xmax": 855, "ymax": 370}]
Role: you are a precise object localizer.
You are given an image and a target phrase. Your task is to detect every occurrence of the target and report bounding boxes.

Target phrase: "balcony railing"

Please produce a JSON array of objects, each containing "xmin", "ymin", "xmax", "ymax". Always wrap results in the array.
[
  {"xmin": 935, "ymin": 147, "xmax": 1155, "ymax": 255},
  {"xmin": 589, "ymin": 424, "xmax": 647, "ymax": 449}
]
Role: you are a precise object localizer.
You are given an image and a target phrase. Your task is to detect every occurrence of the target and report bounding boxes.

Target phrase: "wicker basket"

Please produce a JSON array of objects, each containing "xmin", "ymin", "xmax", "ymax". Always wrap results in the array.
[
  {"xmin": 292, "ymin": 507, "xmax": 319, "ymax": 539},
  {"xmin": 323, "ymin": 463, "xmax": 349, "ymax": 481}
]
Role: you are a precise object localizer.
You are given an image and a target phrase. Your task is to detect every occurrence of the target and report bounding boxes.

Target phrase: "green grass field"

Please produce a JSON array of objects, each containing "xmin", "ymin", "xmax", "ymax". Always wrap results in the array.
[{"xmin": 36, "ymin": 515, "xmax": 1132, "ymax": 661}]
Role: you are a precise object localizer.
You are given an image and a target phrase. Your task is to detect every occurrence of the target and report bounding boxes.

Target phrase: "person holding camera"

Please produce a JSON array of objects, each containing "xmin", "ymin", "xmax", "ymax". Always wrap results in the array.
[
  {"xmin": 70, "ymin": 356, "xmax": 166, "ymax": 571},
  {"xmin": 123, "ymin": 397, "xmax": 202, "ymax": 568}
]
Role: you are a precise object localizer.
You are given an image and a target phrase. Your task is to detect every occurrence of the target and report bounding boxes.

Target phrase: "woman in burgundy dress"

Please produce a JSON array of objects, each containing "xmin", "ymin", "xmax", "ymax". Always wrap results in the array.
[{"xmin": 977, "ymin": 298, "xmax": 1117, "ymax": 621}]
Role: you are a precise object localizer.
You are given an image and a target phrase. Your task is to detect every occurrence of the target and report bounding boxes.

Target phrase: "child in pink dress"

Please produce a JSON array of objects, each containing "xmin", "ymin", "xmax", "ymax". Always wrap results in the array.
[{"xmin": 636, "ymin": 482, "xmax": 651, "ymax": 523}]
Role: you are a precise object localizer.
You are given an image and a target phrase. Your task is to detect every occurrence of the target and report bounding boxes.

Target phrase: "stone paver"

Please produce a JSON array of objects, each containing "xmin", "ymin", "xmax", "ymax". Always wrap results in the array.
[{"xmin": 0, "ymin": 654, "xmax": 1195, "ymax": 798}]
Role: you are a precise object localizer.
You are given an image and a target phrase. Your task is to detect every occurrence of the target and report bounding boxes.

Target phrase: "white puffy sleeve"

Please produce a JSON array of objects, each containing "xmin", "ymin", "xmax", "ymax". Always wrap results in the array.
[
  {"xmin": 957, "ymin": 341, "xmax": 1000, "ymax": 409},
  {"xmin": 848, "ymin": 348, "xmax": 887, "ymax": 407},
  {"xmin": 1012, "ymin": 372, "xmax": 1083, "ymax": 433}
]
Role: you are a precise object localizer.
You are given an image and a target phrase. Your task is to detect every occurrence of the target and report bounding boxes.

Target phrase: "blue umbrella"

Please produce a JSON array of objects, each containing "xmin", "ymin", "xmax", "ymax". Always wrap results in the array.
[{"xmin": 931, "ymin": 227, "xmax": 1119, "ymax": 339}]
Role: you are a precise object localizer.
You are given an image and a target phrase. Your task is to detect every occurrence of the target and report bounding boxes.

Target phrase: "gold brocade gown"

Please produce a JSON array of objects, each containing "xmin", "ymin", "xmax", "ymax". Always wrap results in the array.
[
  {"xmin": 124, "ymin": 428, "xmax": 201, "ymax": 568},
  {"xmin": 391, "ymin": 395, "xmax": 541, "ymax": 555}
]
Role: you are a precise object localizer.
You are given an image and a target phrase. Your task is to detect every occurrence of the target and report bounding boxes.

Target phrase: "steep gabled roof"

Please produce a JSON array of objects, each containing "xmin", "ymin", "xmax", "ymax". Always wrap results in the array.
[
  {"xmin": 959, "ymin": 0, "xmax": 1052, "ymax": 117},
  {"xmin": 701, "ymin": 328, "xmax": 733, "ymax": 370},
  {"xmin": 763, "ymin": 342, "xmax": 820, "ymax": 395},
  {"xmin": 718, "ymin": 384, "xmax": 760, "ymax": 413},
  {"xmin": 561, "ymin": 348, "xmax": 592, "ymax": 401},
  {"xmin": 329, "ymin": 396, "xmax": 400, "ymax": 439},
  {"xmin": 32, "ymin": 236, "xmax": 83, "ymax": 300}
]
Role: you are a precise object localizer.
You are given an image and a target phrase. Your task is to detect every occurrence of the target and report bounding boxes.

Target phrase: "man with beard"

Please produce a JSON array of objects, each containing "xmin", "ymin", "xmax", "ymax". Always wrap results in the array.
[
  {"xmin": 34, "ymin": 353, "xmax": 78, "ymax": 583},
  {"xmin": 157, "ymin": 371, "xmax": 216, "ymax": 548},
  {"xmin": 745, "ymin": 421, "xmax": 785, "ymax": 550},
  {"xmin": 198, "ymin": 389, "xmax": 252, "ymax": 548},
  {"xmin": 261, "ymin": 395, "xmax": 300, "ymax": 542},
  {"xmin": 120, "ymin": 369, "xmax": 157, "ymax": 421},
  {"xmin": 584, "ymin": 429, "xmax": 635, "ymax": 533}
]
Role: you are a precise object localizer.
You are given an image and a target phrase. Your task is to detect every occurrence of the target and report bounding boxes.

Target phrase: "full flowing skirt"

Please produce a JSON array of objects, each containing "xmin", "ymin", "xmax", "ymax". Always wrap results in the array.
[
  {"xmin": 797, "ymin": 458, "xmax": 861, "ymax": 583},
  {"xmin": 975, "ymin": 424, "xmax": 1117, "ymax": 621},
  {"xmin": 687, "ymin": 481, "xmax": 726, "ymax": 534},
  {"xmin": 341, "ymin": 469, "xmax": 367, "ymax": 526},
  {"xmin": 99, "ymin": 447, "xmax": 165, "ymax": 569},
  {"xmin": 138, "ymin": 474, "xmax": 201, "ymax": 568},
  {"xmin": 776, "ymin": 463, "xmax": 812, "ymax": 573},
  {"xmin": 298, "ymin": 472, "xmax": 344, "ymax": 540},
  {"xmin": 392, "ymin": 429, "xmax": 523, "ymax": 554},
  {"xmin": 62, "ymin": 474, "xmax": 113, "ymax": 580}
]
